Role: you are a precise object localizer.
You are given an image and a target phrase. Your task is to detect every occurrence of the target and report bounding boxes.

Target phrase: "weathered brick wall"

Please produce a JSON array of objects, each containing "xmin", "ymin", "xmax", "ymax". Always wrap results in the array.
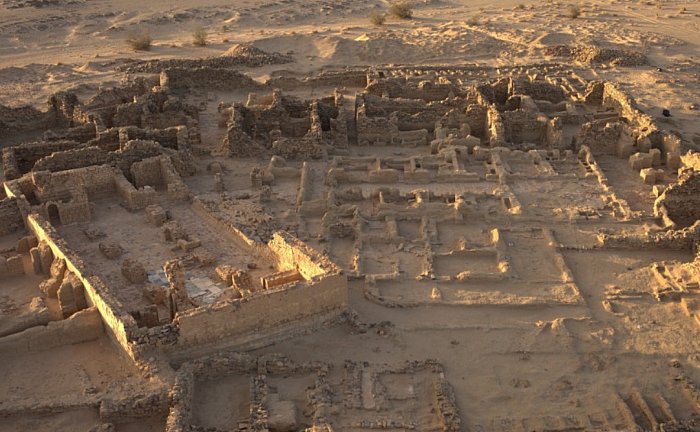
[
  {"xmin": 174, "ymin": 231, "xmax": 346, "ymax": 349},
  {"xmin": 160, "ymin": 67, "xmax": 260, "ymax": 90},
  {"xmin": 175, "ymin": 272, "xmax": 347, "ymax": 348},
  {"xmin": 655, "ymin": 170, "xmax": 700, "ymax": 227},
  {"xmin": 0, "ymin": 197, "xmax": 23, "ymax": 235},
  {"xmin": 32, "ymin": 146, "xmax": 109, "ymax": 173},
  {"xmin": 27, "ymin": 214, "xmax": 139, "ymax": 358},
  {"xmin": 5, "ymin": 140, "xmax": 82, "ymax": 176}
]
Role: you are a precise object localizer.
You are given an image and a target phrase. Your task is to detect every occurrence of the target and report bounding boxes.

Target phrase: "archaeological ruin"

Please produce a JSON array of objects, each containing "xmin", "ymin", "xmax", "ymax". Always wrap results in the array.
[{"xmin": 2, "ymin": 58, "xmax": 700, "ymax": 432}]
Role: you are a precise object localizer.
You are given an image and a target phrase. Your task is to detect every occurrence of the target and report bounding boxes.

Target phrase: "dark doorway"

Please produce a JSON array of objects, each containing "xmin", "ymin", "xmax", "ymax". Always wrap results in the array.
[{"xmin": 47, "ymin": 204, "xmax": 61, "ymax": 226}]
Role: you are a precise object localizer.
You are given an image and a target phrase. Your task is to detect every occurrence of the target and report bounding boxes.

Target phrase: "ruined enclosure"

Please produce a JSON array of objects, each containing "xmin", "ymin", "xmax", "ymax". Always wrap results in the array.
[{"xmin": 2, "ymin": 61, "xmax": 700, "ymax": 432}]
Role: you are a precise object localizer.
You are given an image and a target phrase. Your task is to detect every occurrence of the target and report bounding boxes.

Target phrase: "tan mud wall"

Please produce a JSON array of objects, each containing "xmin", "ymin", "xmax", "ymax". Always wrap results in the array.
[
  {"xmin": 268, "ymin": 233, "xmax": 326, "ymax": 279},
  {"xmin": 26, "ymin": 214, "xmax": 138, "ymax": 358},
  {"xmin": 0, "ymin": 197, "xmax": 23, "ymax": 235},
  {"xmin": 175, "ymin": 273, "xmax": 347, "ymax": 347},
  {"xmin": 0, "ymin": 307, "xmax": 103, "ymax": 353}
]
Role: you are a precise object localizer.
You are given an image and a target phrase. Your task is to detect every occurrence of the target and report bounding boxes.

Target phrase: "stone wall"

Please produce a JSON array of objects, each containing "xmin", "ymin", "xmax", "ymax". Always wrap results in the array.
[
  {"xmin": 0, "ymin": 197, "xmax": 23, "ymax": 235},
  {"xmin": 654, "ymin": 169, "xmax": 700, "ymax": 228},
  {"xmin": 174, "ymin": 232, "xmax": 346, "ymax": 351},
  {"xmin": 175, "ymin": 272, "xmax": 346, "ymax": 349},
  {"xmin": 2, "ymin": 140, "xmax": 82, "ymax": 179},
  {"xmin": 160, "ymin": 67, "xmax": 261, "ymax": 90},
  {"xmin": 26, "ymin": 214, "xmax": 139, "ymax": 359},
  {"xmin": 0, "ymin": 307, "xmax": 102, "ymax": 353},
  {"xmin": 32, "ymin": 146, "xmax": 109, "ymax": 173}
]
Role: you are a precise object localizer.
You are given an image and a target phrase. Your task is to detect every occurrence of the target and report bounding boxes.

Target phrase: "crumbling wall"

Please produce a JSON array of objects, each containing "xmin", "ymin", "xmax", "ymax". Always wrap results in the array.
[
  {"xmin": 268, "ymin": 231, "xmax": 337, "ymax": 280},
  {"xmin": 509, "ymin": 79, "xmax": 566, "ymax": 103},
  {"xmin": 0, "ymin": 307, "xmax": 102, "ymax": 353},
  {"xmin": 174, "ymin": 272, "xmax": 347, "ymax": 349},
  {"xmin": 501, "ymin": 110, "xmax": 547, "ymax": 145},
  {"xmin": 0, "ymin": 104, "xmax": 54, "ymax": 137},
  {"xmin": 32, "ymin": 146, "xmax": 109, "ymax": 173},
  {"xmin": 26, "ymin": 214, "xmax": 139, "ymax": 359},
  {"xmin": 654, "ymin": 169, "xmax": 700, "ymax": 228},
  {"xmin": 2, "ymin": 140, "xmax": 82, "ymax": 179},
  {"xmin": 174, "ymin": 231, "xmax": 346, "ymax": 350},
  {"xmin": 0, "ymin": 197, "xmax": 23, "ymax": 235},
  {"xmin": 131, "ymin": 157, "xmax": 163, "ymax": 189},
  {"xmin": 160, "ymin": 67, "xmax": 260, "ymax": 90}
]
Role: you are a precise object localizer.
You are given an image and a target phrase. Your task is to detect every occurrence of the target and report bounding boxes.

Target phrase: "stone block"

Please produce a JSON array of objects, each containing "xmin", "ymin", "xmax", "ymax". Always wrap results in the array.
[
  {"xmin": 30, "ymin": 247, "xmax": 43, "ymax": 274},
  {"xmin": 50, "ymin": 257, "xmax": 67, "ymax": 279},
  {"xmin": 6, "ymin": 255, "xmax": 24, "ymax": 276},
  {"xmin": 652, "ymin": 184, "xmax": 666, "ymax": 198},
  {"xmin": 72, "ymin": 279, "xmax": 88, "ymax": 311},
  {"xmin": 38, "ymin": 242, "xmax": 54, "ymax": 274},
  {"xmin": 177, "ymin": 238, "xmax": 201, "ymax": 251},
  {"xmin": 58, "ymin": 279, "xmax": 78, "ymax": 318},
  {"xmin": 655, "ymin": 169, "xmax": 664, "ymax": 182},
  {"xmin": 629, "ymin": 152, "xmax": 653, "ymax": 171},
  {"xmin": 637, "ymin": 136, "xmax": 652, "ymax": 153},
  {"xmin": 16, "ymin": 235, "xmax": 38, "ymax": 254},
  {"xmin": 143, "ymin": 284, "xmax": 167, "ymax": 305},
  {"xmin": 145, "ymin": 205, "xmax": 167, "ymax": 227},
  {"xmin": 215, "ymin": 264, "xmax": 235, "ymax": 285},
  {"xmin": 649, "ymin": 148, "xmax": 662, "ymax": 166},
  {"xmin": 640, "ymin": 168, "xmax": 656, "ymax": 185},
  {"xmin": 667, "ymin": 152, "xmax": 681, "ymax": 170},
  {"xmin": 99, "ymin": 241, "xmax": 124, "ymax": 259},
  {"xmin": 122, "ymin": 259, "xmax": 147, "ymax": 284},
  {"xmin": 40, "ymin": 276, "xmax": 62, "ymax": 298},
  {"xmin": 616, "ymin": 133, "xmax": 635, "ymax": 158}
]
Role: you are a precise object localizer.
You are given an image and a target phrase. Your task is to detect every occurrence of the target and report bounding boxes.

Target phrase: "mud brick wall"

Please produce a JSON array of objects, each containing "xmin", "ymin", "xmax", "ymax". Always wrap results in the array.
[
  {"xmin": 33, "ymin": 146, "xmax": 109, "ymax": 173},
  {"xmin": 509, "ymin": 79, "xmax": 566, "ymax": 103},
  {"xmin": 175, "ymin": 232, "xmax": 346, "ymax": 348},
  {"xmin": 601, "ymin": 82, "xmax": 655, "ymax": 131},
  {"xmin": 0, "ymin": 197, "xmax": 23, "ymax": 235},
  {"xmin": 131, "ymin": 156, "xmax": 163, "ymax": 189},
  {"xmin": 27, "ymin": 214, "xmax": 139, "ymax": 359},
  {"xmin": 175, "ymin": 272, "xmax": 347, "ymax": 348},
  {"xmin": 44, "ymin": 122, "xmax": 97, "ymax": 143},
  {"xmin": 501, "ymin": 110, "xmax": 547, "ymax": 145},
  {"xmin": 268, "ymin": 231, "xmax": 340, "ymax": 279},
  {"xmin": 655, "ymin": 170, "xmax": 700, "ymax": 227},
  {"xmin": 4, "ymin": 140, "xmax": 82, "ymax": 177},
  {"xmin": 0, "ymin": 307, "xmax": 103, "ymax": 353}
]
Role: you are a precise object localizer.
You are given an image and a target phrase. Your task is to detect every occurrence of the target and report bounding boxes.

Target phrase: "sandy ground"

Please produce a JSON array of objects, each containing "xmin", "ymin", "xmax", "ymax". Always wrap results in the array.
[{"xmin": 3, "ymin": 0, "xmax": 700, "ymax": 430}]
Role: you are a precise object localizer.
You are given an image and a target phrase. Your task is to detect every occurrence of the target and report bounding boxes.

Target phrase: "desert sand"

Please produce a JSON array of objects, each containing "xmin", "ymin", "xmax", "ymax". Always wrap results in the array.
[{"xmin": 2, "ymin": 0, "xmax": 700, "ymax": 431}]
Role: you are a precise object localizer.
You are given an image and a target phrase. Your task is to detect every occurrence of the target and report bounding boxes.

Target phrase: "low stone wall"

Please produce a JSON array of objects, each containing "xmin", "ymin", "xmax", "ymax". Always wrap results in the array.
[
  {"xmin": 160, "ymin": 67, "xmax": 261, "ymax": 90},
  {"xmin": 33, "ymin": 146, "xmax": 109, "ymax": 173},
  {"xmin": 0, "ymin": 307, "xmax": 102, "ymax": 353}
]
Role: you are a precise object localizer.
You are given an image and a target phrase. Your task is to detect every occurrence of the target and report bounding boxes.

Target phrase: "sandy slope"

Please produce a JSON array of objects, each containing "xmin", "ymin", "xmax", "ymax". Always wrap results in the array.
[
  {"xmin": 1, "ymin": 0, "xmax": 698, "ymax": 143},
  {"xmin": 2, "ymin": 1, "xmax": 700, "ymax": 429}
]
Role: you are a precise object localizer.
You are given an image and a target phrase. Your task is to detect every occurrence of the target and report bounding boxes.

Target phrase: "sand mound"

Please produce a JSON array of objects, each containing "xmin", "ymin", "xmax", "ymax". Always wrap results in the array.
[
  {"xmin": 534, "ymin": 32, "xmax": 576, "ymax": 47},
  {"xmin": 254, "ymin": 28, "xmax": 512, "ymax": 65}
]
